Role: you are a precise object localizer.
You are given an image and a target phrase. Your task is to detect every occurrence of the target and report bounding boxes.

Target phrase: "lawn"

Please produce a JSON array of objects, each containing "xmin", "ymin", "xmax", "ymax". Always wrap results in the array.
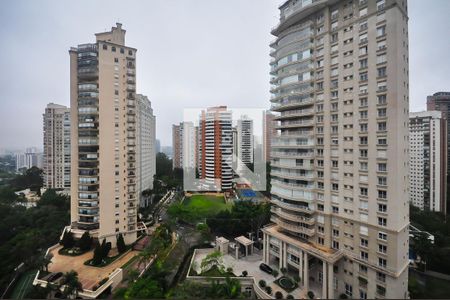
[{"xmin": 168, "ymin": 194, "xmax": 232, "ymax": 224}]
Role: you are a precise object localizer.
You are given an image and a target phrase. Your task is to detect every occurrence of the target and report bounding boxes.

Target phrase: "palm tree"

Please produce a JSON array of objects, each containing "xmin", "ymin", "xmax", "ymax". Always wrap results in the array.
[
  {"xmin": 62, "ymin": 271, "xmax": 83, "ymax": 299},
  {"xmin": 221, "ymin": 276, "xmax": 241, "ymax": 299}
]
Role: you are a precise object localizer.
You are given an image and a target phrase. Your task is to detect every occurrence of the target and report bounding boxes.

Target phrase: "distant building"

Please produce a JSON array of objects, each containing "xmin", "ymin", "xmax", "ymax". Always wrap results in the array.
[
  {"xmin": 236, "ymin": 116, "xmax": 254, "ymax": 170},
  {"xmin": 43, "ymin": 103, "xmax": 71, "ymax": 189},
  {"xmin": 263, "ymin": 111, "xmax": 276, "ymax": 162},
  {"xmin": 16, "ymin": 147, "xmax": 41, "ymax": 172},
  {"xmin": 136, "ymin": 94, "xmax": 156, "ymax": 206},
  {"xmin": 172, "ymin": 124, "xmax": 182, "ymax": 169},
  {"xmin": 409, "ymin": 111, "xmax": 447, "ymax": 213},
  {"xmin": 155, "ymin": 139, "xmax": 161, "ymax": 154},
  {"xmin": 198, "ymin": 106, "xmax": 233, "ymax": 191}
]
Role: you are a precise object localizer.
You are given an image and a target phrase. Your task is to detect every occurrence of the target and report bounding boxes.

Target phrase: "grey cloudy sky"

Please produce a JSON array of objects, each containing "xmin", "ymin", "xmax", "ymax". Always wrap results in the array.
[{"xmin": 0, "ymin": 0, "xmax": 449, "ymax": 149}]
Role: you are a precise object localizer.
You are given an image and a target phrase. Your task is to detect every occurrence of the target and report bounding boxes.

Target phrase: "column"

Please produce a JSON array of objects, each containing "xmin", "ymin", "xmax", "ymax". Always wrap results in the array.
[
  {"xmin": 322, "ymin": 262, "xmax": 328, "ymax": 299},
  {"xmin": 262, "ymin": 234, "xmax": 266, "ymax": 263},
  {"xmin": 328, "ymin": 262, "xmax": 334, "ymax": 300},
  {"xmin": 279, "ymin": 242, "xmax": 283, "ymax": 269},
  {"xmin": 299, "ymin": 250, "xmax": 303, "ymax": 287},
  {"xmin": 303, "ymin": 252, "xmax": 309, "ymax": 292},
  {"xmin": 245, "ymin": 244, "xmax": 248, "ymax": 257},
  {"xmin": 235, "ymin": 244, "xmax": 239, "ymax": 260}
]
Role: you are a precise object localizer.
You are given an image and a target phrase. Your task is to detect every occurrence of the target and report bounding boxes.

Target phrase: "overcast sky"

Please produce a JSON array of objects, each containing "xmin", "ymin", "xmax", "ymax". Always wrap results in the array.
[{"xmin": 0, "ymin": 0, "xmax": 449, "ymax": 149}]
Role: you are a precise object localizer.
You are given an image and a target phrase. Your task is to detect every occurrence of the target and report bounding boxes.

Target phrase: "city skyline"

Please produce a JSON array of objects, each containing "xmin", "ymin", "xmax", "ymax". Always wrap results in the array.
[{"xmin": 1, "ymin": 0, "xmax": 450, "ymax": 148}]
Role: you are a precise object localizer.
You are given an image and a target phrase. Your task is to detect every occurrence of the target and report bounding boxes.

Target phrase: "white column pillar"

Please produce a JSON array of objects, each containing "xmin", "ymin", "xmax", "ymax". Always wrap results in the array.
[
  {"xmin": 322, "ymin": 262, "xmax": 328, "ymax": 299},
  {"xmin": 328, "ymin": 262, "xmax": 334, "ymax": 300},
  {"xmin": 299, "ymin": 250, "xmax": 303, "ymax": 286},
  {"xmin": 235, "ymin": 244, "xmax": 239, "ymax": 260},
  {"xmin": 262, "ymin": 234, "xmax": 266, "ymax": 263},
  {"xmin": 304, "ymin": 252, "xmax": 309, "ymax": 292},
  {"xmin": 279, "ymin": 242, "xmax": 283, "ymax": 269},
  {"xmin": 245, "ymin": 245, "xmax": 248, "ymax": 257}
]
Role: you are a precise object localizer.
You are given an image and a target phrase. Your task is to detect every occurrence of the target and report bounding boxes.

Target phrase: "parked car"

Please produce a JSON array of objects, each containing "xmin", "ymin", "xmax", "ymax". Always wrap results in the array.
[{"xmin": 259, "ymin": 263, "xmax": 273, "ymax": 274}]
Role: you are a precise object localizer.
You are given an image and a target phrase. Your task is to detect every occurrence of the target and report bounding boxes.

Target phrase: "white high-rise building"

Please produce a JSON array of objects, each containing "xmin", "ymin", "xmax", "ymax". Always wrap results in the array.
[
  {"xmin": 263, "ymin": 0, "xmax": 410, "ymax": 298},
  {"xmin": 43, "ymin": 103, "xmax": 71, "ymax": 189},
  {"xmin": 237, "ymin": 116, "xmax": 254, "ymax": 170},
  {"xmin": 136, "ymin": 94, "xmax": 156, "ymax": 207},
  {"xmin": 409, "ymin": 111, "xmax": 447, "ymax": 213},
  {"xmin": 173, "ymin": 122, "xmax": 198, "ymax": 170}
]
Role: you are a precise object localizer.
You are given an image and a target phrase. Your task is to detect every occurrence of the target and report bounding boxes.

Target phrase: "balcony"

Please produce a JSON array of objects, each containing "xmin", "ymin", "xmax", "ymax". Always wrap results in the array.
[
  {"xmin": 275, "ymin": 108, "xmax": 315, "ymax": 119},
  {"xmin": 270, "ymin": 151, "xmax": 314, "ymax": 159},
  {"xmin": 271, "ymin": 207, "xmax": 315, "ymax": 225},
  {"xmin": 275, "ymin": 120, "xmax": 314, "ymax": 129},
  {"xmin": 271, "ymin": 216, "xmax": 315, "ymax": 236},
  {"xmin": 271, "ymin": 199, "xmax": 313, "ymax": 214}
]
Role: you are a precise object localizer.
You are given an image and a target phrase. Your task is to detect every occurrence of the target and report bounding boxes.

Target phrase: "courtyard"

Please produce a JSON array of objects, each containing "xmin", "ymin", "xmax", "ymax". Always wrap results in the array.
[{"xmin": 46, "ymin": 245, "xmax": 139, "ymax": 291}]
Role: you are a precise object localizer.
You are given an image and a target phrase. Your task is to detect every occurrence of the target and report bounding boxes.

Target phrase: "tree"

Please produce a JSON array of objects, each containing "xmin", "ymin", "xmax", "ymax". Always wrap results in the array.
[
  {"xmin": 78, "ymin": 231, "xmax": 93, "ymax": 252},
  {"xmin": 60, "ymin": 229, "xmax": 75, "ymax": 249},
  {"xmin": 62, "ymin": 271, "xmax": 83, "ymax": 299},
  {"xmin": 275, "ymin": 291, "xmax": 284, "ymax": 299},
  {"xmin": 200, "ymin": 251, "xmax": 224, "ymax": 273},
  {"xmin": 280, "ymin": 267, "xmax": 288, "ymax": 275},
  {"xmin": 100, "ymin": 239, "xmax": 111, "ymax": 259},
  {"xmin": 273, "ymin": 269, "xmax": 279, "ymax": 278},
  {"xmin": 308, "ymin": 291, "xmax": 315, "ymax": 299},
  {"xmin": 412, "ymin": 232, "xmax": 433, "ymax": 270},
  {"xmin": 92, "ymin": 242, "xmax": 103, "ymax": 265},
  {"xmin": 265, "ymin": 286, "xmax": 272, "ymax": 295},
  {"xmin": 125, "ymin": 278, "xmax": 164, "ymax": 299},
  {"xmin": 241, "ymin": 270, "xmax": 248, "ymax": 277},
  {"xmin": 221, "ymin": 276, "xmax": 241, "ymax": 299},
  {"xmin": 117, "ymin": 233, "xmax": 127, "ymax": 253},
  {"xmin": 259, "ymin": 279, "xmax": 266, "ymax": 288}
]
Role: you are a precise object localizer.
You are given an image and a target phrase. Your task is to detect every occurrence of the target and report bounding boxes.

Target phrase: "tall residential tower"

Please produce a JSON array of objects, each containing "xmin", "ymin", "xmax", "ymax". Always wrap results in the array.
[
  {"xmin": 263, "ymin": 0, "xmax": 410, "ymax": 298},
  {"xmin": 69, "ymin": 23, "xmax": 139, "ymax": 246},
  {"xmin": 43, "ymin": 103, "xmax": 71, "ymax": 189}
]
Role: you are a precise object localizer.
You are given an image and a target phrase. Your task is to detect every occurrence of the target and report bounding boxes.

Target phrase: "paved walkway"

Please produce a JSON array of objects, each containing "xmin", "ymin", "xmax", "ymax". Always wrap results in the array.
[{"xmin": 48, "ymin": 245, "xmax": 139, "ymax": 290}]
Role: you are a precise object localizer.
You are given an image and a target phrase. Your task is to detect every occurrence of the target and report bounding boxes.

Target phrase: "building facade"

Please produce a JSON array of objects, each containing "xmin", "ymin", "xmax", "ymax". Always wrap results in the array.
[
  {"xmin": 172, "ymin": 124, "xmax": 182, "ymax": 169},
  {"xmin": 409, "ymin": 111, "xmax": 447, "ymax": 213},
  {"xmin": 263, "ymin": 0, "xmax": 410, "ymax": 298},
  {"xmin": 16, "ymin": 147, "xmax": 42, "ymax": 172},
  {"xmin": 237, "ymin": 116, "xmax": 254, "ymax": 170},
  {"xmin": 43, "ymin": 103, "xmax": 71, "ymax": 189},
  {"xmin": 136, "ymin": 94, "xmax": 156, "ymax": 206},
  {"xmin": 198, "ymin": 106, "xmax": 233, "ymax": 191},
  {"xmin": 264, "ymin": 111, "xmax": 277, "ymax": 162},
  {"xmin": 172, "ymin": 122, "xmax": 197, "ymax": 170},
  {"xmin": 69, "ymin": 23, "xmax": 139, "ymax": 246}
]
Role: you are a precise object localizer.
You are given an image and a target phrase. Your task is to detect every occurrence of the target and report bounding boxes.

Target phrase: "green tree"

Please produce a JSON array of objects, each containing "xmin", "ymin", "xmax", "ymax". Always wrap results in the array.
[
  {"xmin": 125, "ymin": 279, "xmax": 164, "ymax": 299},
  {"xmin": 61, "ymin": 271, "xmax": 83, "ymax": 298},
  {"xmin": 100, "ymin": 239, "xmax": 111, "ymax": 259},
  {"xmin": 221, "ymin": 276, "xmax": 241, "ymax": 299},
  {"xmin": 78, "ymin": 231, "xmax": 93, "ymax": 252},
  {"xmin": 60, "ymin": 229, "xmax": 75, "ymax": 249},
  {"xmin": 117, "ymin": 233, "xmax": 127, "ymax": 253},
  {"xmin": 92, "ymin": 242, "xmax": 103, "ymax": 265}
]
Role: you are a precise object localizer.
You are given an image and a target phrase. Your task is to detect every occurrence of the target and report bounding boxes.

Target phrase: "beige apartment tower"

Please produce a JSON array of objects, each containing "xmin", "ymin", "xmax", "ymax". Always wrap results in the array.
[
  {"xmin": 69, "ymin": 23, "xmax": 139, "ymax": 246},
  {"xmin": 43, "ymin": 103, "xmax": 71, "ymax": 189},
  {"xmin": 264, "ymin": 0, "xmax": 410, "ymax": 298}
]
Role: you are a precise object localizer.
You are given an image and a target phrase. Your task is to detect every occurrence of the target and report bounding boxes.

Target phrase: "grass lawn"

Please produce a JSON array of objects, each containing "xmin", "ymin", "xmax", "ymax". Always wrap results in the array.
[
  {"xmin": 183, "ymin": 194, "xmax": 231, "ymax": 216},
  {"xmin": 10, "ymin": 270, "xmax": 37, "ymax": 299}
]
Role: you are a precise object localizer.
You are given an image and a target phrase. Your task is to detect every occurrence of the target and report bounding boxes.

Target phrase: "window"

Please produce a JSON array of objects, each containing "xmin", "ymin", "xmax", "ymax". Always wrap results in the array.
[
  {"xmin": 360, "ymin": 58, "xmax": 368, "ymax": 69},
  {"xmin": 360, "ymin": 187, "xmax": 368, "ymax": 196},
  {"xmin": 378, "ymin": 257, "xmax": 387, "ymax": 268},
  {"xmin": 360, "ymin": 110, "xmax": 368, "ymax": 119},
  {"xmin": 345, "ymin": 283, "xmax": 353, "ymax": 297},
  {"xmin": 360, "ymin": 149, "xmax": 368, "ymax": 157},
  {"xmin": 359, "ymin": 264, "xmax": 368, "ymax": 273},
  {"xmin": 331, "ymin": 33, "xmax": 338, "ymax": 43},
  {"xmin": 120, "ymin": 48, "xmax": 124, "ymax": 54},
  {"xmin": 359, "ymin": 46, "xmax": 368, "ymax": 55},
  {"xmin": 128, "ymin": 50, "xmax": 133, "ymax": 55},
  {"xmin": 377, "ymin": 0, "xmax": 386, "ymax": 11},
  {"xmin": 377, "ymin": 54, "xmax": 387, "ymax": 64},
  {"xmin": 378, "ymin": 190, "xmax": 387, "ymax": 199},
  {"xmin": 378, "ymin": 244, "xmax": 387, "ymax": 253},
  {"xmin": 333, "ymin": 240, "xmax": 340, "ymax": 249},
  {"xmin": 378, "ymin": 217, "xmax": 387, "ymax": 226},
  {"xmin": 377, "ymin": 81, "xmax": 387, "ymax": 91},
  {"xmin": 378, "ymin": 203, "xmax": 387, "ymax": 212},
  {"xmin": 378, "ymin": 108, "xmax": 387, "ymax": 117},
  {"xmin": 378, "ymin": 163, "xmax": 387, "ymax": 172},
  {"xmin": 360, "ymin": 20, "xmax": 368, "ymax": 31},
  {"xmin": 359, "ymin": 33, "xmax": 368, "ymax": 44},
  {"xmin": 359, "ymin": 7, "xmax": 367, "ymax": 16},
  {"xmin": 378, "ymin": 94, "xmax": 387, "ymax": 104},
  {"xmin": 378, "ymin": 122, "xmax": 387, "ymax": 131},
  {"xmin": 332, "ymin": 183, "xmax": 339, "ymax": 191},
  {"xmin": 331, "ymin": 21, "xmax": 338, "ymax": 30},
  {"xmin": 102, "ymin": 44, "xmax": 107, "ymax": 50},
  {"xmin": 377, "ymin": 40, "xmax": 387, "ymax": 50},
  {"xmin": 360, "ymin": 136, "xmax": 368, "ymax": 145},
  {"xmin": 331, "ymin": 9, "xmax": 339, "ymax": 20},
  {"xmin": 360, "ymin": 72, "xmax": 368, "ymax": 81},
  {"xmin": 378, "ymin": 232, "xmax": 387, "ymax": 240},
  {"xmin": 377, "ymin": 26, "xmax": 386, "ymax": 37},
  {"xmin": 376, "ymin": 285, "xmax": 386, "ymax": 296},
  {"xmin": 377, "ymin": 272, "xmax": 386, "ymax": 282},
  {"xmin": 333, "ymin": 229, "xmax": 340, "ymax": 236},
  {"xmin": 114, "ymin": 57, "xmax": 119, "ymax": 63},
  {"xmin": 360, "ymin": 251, "xmax": 368, "ymax": 261},
  {"xmin": 378, "ymin": 176, "xmax": 387, "ymax": 185},
  {"xmin": 360, "ymin": 123, "xmax": 368, "ymax": 132},
  {"xmin": 361, "ymin": 238, "xmax": 368, "ymax": 247},
  {"xmin": 378, "ymin": 67, "xmax": 387, "ymax": 77},
  {"xmin": 360, "ymin": 98, "xmax": 368, "ymax": 107},
  {"xmin": 360, "ymin": 162, "xmax": 368, "ymax": 171},
  {"xmin": 112, "ymin": 46, "xmax": 116, "ymax": 52}
]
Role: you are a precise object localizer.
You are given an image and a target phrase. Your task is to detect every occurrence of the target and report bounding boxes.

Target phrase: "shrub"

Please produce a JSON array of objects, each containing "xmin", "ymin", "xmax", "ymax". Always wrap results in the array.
[
  {"xmin": 101, "ymin": 239, "xmax": 111, "ymax": 258},
  {"xmin": 98, "ymin": 277, "xmax": 109, "ymax": 286},
  {"xmin": 308, "ymin": 291, "xmax": 315, "ymax": 299},
  {"xmin": 287, "ymin": 295, "xmax": 294, "ymax": 299},
  {"xmin": 116, "ymin": 233, "xmax": 127, "ymax": 253},
  {"xmin": 275, "ymin": 291, "xmax": 284, "ymax": 299},
  {"xmin": 242, "ymin": 270, "xmax": 248, "ymax": 277},
  {"xmin": 273, "ymin": 269, "xmax": 279, "ymax": 278},
  {"xmin": 259, "ymin": 280, "xmax": 266, "ymax": 288},
  {"xmin": 293, "ymin": 275, "xmax": 301, "ymax": 283},
  {"xmin": 280, "ymin": 267, "xmax": 287, "ymax": 275},
  {"xmin": 78, "ymin": 231, "xmax": 93, "ymax": 251},
  {"xmin": 60, "ymin": 229, "xmax": 75, "ymax": 249},
  {"xmin": 265, "ymin": 286, "xmax": 272, "ymax": 295},
  {"xmin": 92, "ymin": 242, "xmax": 103, "ymax": 265},
  {"xmin": 226, "ymin": 267, "xmax": 234, "ymax": 274},
  {"xmin": 339, "ymin": 293, "xmax": 348, "ymax": 299}
]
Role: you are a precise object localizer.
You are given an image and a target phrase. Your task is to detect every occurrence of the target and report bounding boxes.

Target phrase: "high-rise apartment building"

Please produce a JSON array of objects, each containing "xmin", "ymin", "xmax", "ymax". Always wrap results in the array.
[
  {"xmin": 136, "ymin": 94, "xmax": 156, "ymax": 206},
  {"xmin": 43, "ymin": 103, "xmax": 71, "ymax": 189},
  {"xmin": 16, "ymin": 147, "xmax": 42, "ymax": 172},
  {"xmin": 236, "ymin": 116, "xmax": 254, "ymax": 170},
  {"xmin": 172, "ymin": 124, "xmax": 182, "ymax": 169},
  {"xmin": 264, "ymin": 111, "xmax": 277, "ymax": 162},
  {"xmin": 69, "ymin": 23, "xmax": 139, "ymax": 246},
  {"xmin": 409, "ymin": 111, "xmax": 447, "ymax": 213},
  {"xmin": 172, "ymin": 122, "xmax": 197, "ymax": 170},
  {"xmin": 263, "ymin": 0, "xmax": 410, "ymax": 298},
  {"xmin": 198, "ymin": 106, "xmax": 233, "ymax": 191}
]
